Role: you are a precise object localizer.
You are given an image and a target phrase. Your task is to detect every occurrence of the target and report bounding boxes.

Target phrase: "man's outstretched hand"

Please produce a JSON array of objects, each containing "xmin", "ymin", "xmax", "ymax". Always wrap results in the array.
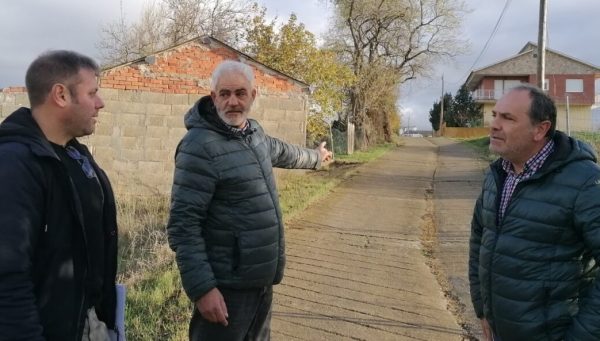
[{"xmin": 316, "ymin": 141, "xmax": 333, "ymax": 163}]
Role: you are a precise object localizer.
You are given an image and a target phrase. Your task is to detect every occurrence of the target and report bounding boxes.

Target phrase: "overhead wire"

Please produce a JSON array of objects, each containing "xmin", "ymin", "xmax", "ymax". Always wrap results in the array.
[{"xmin": 459, "ymin": 0, "xmax": 512, "ymax": 84}]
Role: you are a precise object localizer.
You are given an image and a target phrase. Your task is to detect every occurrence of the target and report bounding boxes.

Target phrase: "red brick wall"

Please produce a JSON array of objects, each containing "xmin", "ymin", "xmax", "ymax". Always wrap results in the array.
[
  {"xmin": 101, "ymin": 42, "xmax": 300, "ymax": 94},
  {"xmin": 545, "ymin": 74, "xmax": 595, "ymax": 105}
]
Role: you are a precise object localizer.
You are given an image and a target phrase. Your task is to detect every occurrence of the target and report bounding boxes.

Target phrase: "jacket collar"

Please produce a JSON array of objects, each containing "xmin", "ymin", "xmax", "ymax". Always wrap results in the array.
[{"xmin": 0, "ymin": 107, "xmax": 59, "ymax": 159}]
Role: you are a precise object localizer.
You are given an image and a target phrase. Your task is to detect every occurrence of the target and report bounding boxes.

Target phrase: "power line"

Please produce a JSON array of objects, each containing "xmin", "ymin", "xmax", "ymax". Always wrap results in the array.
[{"xmin": 460, "ymin": 0, "xmax": 512, "ymax": 83}]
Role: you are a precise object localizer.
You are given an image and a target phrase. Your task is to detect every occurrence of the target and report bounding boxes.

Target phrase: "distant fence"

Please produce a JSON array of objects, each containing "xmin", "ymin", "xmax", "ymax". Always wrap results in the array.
[{"xmin": 442, "ymin": 127, "xmax": 489, "ymax": 139}]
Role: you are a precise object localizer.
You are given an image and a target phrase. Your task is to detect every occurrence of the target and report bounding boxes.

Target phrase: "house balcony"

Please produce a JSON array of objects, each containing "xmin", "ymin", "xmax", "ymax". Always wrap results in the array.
[
  {"xmin": 473, "ymin": 89, "xmax": 600, "ymax": 107},
  {"xmin": 471, "ymin": 89, "xmax": 505, "ymax": 101}
]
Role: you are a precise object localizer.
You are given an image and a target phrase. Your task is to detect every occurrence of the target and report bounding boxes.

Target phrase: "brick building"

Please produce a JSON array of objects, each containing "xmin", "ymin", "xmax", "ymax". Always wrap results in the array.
[
  {"xmin": 465, "ymin": 42, "xmax": 600, "ymax": 131},
  {"xmin": 0, "ymin": 36, "xmax": 312, "ymax": 194}
]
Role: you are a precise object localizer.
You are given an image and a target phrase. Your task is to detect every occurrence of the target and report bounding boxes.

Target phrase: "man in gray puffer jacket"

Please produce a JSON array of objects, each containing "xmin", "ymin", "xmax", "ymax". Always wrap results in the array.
[
  {"xmin": 167, "ymin": 60, "xmax": 332, "ymax": 340},
  {"xmin": 469, "ymin": 84, "xmax": 600, "ymax": 341}
]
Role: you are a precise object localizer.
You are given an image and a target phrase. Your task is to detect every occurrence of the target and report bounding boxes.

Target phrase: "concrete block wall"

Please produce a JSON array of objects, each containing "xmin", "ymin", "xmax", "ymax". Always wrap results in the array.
[
  {"xmin": 86, "ymin": 89, "xmax": 192, "ymax": 194},
  {"xmin": 93, "ymin": 39, "xmax": 310, "ymax": 194},
  {"xmin": 0, "ymin": 39, "xmax": 311, "ymax": 195},
  {"xmin": 99, "ymin": 39, "xmax": 311, "ymax": 146},
  {"xmin": 0, "ymin": 88, "xmax": 28, "ymax": 119},
  {"xmin": 91, "ymin": 88, "xmax": 309, "ymax": 195}
]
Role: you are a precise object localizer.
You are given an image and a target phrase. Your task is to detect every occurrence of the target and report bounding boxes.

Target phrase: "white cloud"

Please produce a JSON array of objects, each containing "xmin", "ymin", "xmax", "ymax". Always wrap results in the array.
[
  {"xmin": 1, "ymin": 0, "xmax": 598, "ymax": 131},
  {"xmin": 401, "ymin": 0, "xmax": 600, "ymax": 130}
]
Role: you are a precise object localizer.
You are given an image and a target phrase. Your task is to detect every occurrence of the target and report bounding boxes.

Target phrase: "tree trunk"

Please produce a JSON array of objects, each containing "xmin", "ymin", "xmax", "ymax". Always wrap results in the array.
[{"xmin": 383, "ymin": 112, "xmax": 392, "ymax": 143}]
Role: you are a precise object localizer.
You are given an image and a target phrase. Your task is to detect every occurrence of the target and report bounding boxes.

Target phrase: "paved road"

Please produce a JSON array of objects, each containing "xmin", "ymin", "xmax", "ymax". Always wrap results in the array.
[
  {"xmin": 271, "ymin": 136, "xmax": 487, "ymax": 340},
  {"xmin": 428, "ymin": 137, "xmax": 488, "ymax": 340}
]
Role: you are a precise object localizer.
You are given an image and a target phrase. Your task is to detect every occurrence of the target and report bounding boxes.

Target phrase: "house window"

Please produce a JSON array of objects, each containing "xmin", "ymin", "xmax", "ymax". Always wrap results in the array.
[
  {"xmin": 494, "ymin": 79, "xmax": 522, "ymax": 99},
  {"xmin": 566, "ymin": 79, "xmax": 584, "ymax": 92}
]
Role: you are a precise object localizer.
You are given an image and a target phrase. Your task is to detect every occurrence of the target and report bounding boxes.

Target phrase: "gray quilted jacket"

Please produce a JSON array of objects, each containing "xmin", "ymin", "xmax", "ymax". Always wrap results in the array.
[{"xmin": 167, "ymin": 96, "xmax": 321, "ymax": 302}]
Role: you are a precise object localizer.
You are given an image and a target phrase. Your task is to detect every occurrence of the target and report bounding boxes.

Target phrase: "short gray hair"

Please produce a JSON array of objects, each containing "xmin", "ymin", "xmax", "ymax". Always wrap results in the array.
[{"xmin": 211, "ymin": 60, "xmax": 254, "ymax": 91}]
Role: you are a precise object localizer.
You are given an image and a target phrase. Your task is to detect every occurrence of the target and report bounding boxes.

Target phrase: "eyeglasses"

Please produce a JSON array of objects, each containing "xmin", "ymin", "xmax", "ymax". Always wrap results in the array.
[{"xmin": 65, "ymin": 146, "xmax": 97, "ymax": 179}]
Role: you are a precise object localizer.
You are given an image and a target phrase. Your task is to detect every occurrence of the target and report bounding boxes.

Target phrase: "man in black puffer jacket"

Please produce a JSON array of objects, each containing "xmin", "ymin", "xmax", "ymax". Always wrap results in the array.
[
  {"xmin": 167, "ymin": 60, "xmax": 332, "ymax": 340},
  {"xmin": 0, "ymin": 51, "xmax": 119, "ymax": 340},
  {"xmin": 469, "ymin": 84, "xmax": 600, "ymax": 341}
]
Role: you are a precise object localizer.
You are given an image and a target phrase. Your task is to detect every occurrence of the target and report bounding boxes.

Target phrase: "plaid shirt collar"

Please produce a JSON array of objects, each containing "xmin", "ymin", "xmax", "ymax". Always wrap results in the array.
[
  {"xmin": 498, "ymin": 139, "xmax": 554, "ymax": 222},
  {"xmin": 501, "ymin": 139, "xmax": 555, "ymax": 177},
  {"xmin": 228, "ymin": 120, "xmax": 249, "ymax": 135}
]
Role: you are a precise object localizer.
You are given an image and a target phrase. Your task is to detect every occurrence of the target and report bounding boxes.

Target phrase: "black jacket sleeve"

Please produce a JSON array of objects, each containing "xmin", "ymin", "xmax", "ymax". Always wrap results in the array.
[{"xmin": 0, "ymin": 143, "xmax": 46, "ymax": 340}]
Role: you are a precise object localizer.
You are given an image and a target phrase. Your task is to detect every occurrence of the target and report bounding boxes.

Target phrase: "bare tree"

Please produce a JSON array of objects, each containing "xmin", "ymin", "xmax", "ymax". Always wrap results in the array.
[
  {"xmin": 97, "ymin": 2, "xmax": 168, "ymax": 66},
  {"xmin": 327, "ymin": 0, "xmax": 469, "ymax": 148},
  {"xmin": 98, "ymin": 0, "xmax": 254, "ymax": 66}
]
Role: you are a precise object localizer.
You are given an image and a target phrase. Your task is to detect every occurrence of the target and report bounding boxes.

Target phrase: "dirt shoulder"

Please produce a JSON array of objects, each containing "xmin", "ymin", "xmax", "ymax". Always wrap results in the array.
[{"xmin": 425, "ymin": 137, "xmax": 488, "ymax": 340}]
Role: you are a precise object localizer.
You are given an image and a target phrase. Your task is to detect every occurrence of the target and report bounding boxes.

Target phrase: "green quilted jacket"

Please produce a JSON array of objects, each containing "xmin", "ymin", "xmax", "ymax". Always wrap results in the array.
[
  {"xmin": 469, "ymin": 131, "xmax": 600, "ymax": 341},
  {"xmin": 167, "ymin": 96, "xmax": 321, "ymax": 302}
]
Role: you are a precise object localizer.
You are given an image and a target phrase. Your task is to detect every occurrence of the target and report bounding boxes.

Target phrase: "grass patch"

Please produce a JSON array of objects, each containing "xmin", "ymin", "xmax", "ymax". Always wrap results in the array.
[
  {"xmin": 277, "ymin": 171, "xmax": 342, "ymax": 222},
  {"xmin": 336, "ymin": 142, "xmax": 397, "ymax": 164},
  {"xmin": 573, "ymin": 132, "xmax": 600, "ymax": 154},
  {"xmin": 116, "ymin": 194, "xmax": 172, "ymax": 283},
  {"xmin": 115, "ymin": 193, "xmax": 186, "ymax": 340},
  {"xmin": 125, "ymin": 264, "xmax": 189, "ymax": 340},
  {"xmin": 459, "ymin": 136, "xmax": 497, "ymax": 162},
  {"xmin": 117, "ymin": 142, "xmax": 395, "ymax": 340}
]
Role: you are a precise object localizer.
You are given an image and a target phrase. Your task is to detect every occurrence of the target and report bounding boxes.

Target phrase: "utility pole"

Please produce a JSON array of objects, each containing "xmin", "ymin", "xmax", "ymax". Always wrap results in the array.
[
  {"xmin": 537, "ymin": 0, "xmax": 548, "ymax": 89},
  {"xmin": 439, "ymin": 74, "xmax": 444, "ymax": 136}
]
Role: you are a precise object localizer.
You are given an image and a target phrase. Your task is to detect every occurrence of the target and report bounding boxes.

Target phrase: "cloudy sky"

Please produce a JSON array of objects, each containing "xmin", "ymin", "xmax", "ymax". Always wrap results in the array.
[{"xmin": 1, "ymin": 0, "xmax": 599, "ymax": 129}]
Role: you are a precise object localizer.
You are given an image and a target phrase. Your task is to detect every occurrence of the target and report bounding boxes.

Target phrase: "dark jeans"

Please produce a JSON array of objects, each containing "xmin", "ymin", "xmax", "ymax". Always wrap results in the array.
[{"xmin": 189, "ymin": 286, "xmax": 273, "ymax": 341}]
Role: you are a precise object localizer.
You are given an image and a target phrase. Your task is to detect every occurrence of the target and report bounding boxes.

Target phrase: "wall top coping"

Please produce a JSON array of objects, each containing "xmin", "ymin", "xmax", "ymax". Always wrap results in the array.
[{"xmin": 1, "ymin": 87, "xmax": 27, "ymax": 93}]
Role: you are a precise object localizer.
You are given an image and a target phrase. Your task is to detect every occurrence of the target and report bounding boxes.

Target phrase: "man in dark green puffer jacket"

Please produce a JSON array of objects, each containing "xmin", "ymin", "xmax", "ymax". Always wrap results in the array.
[
  {"xmin": 469, "ymin": 84, "xmax": 600, "ymax": 341},
  {"xmin": 167, "ymin": 60, "xmax": 333, "ymax": 340}
]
